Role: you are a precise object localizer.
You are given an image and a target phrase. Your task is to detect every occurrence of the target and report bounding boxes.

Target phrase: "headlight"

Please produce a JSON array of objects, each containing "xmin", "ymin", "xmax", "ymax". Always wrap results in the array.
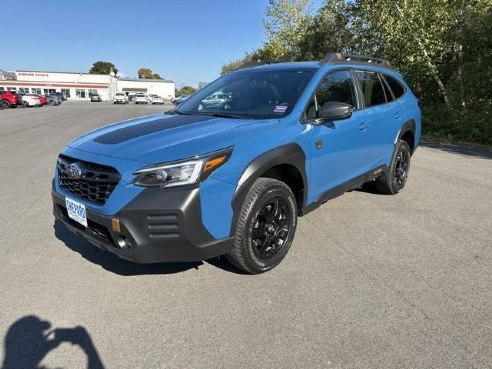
[{"xmin": 133, "ymin": 147, "xmax": 233, "ymax": 187}]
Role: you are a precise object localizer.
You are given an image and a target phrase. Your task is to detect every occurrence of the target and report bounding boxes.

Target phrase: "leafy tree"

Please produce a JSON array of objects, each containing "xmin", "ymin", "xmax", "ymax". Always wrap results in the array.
[
  {"xmin": 298, "ymin": 0, "xmax": 353, "ymax": 60},
  {"xmin": 220, "ymin": 0, "xmax": 492, "ymax": 144},
  {"xmin": 176, "ymin": 86, "xmax": 197, "ymax": 96},
  {"xmin": 89, "ymin": 61, "xmax": 118, "ymax": 75},
  {"xmin": 262, "ymin": 0, "xmax": 314, "ymax": 61},
  {"xmin": 221, "ymin": 53, "xmax": 261, "ymax": 75},
  {"xmin": 137, "ymin": 68, "xmax": 163, "ymax": 79}
]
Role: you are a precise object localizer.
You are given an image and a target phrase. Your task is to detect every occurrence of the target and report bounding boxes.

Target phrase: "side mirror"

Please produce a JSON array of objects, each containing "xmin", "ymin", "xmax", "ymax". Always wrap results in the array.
[{"xmin": 318, "ymin": 101, "xmax": 354, "ymax": 121}]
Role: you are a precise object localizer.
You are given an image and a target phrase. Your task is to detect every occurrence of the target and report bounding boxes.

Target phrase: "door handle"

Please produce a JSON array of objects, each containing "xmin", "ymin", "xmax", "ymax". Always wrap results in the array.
[
  {"xmin": 394, "ymin": 110, "xmax": 403, "ymax": 119},
  {"xmin": 358, "ymin": 122, "xmax": 368, "ymax": 131}
]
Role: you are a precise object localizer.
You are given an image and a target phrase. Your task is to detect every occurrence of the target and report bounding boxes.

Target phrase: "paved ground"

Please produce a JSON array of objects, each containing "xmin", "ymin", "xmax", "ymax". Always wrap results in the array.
[{"xmin": 0, "ymin": 102, "xmax": 490, "ymax": 369}]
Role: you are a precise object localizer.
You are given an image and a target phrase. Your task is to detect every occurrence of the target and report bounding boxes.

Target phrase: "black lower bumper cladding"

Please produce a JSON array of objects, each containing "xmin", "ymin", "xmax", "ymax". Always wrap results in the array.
[{"xmin": 52, "ymin": 186, "xmax": 234, "ymax": 263}]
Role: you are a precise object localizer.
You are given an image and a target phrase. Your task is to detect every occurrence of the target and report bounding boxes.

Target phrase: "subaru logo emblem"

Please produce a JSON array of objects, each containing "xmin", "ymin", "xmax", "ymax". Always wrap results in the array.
[{"xmin": 66, "ymin": 163, "xmax": 82, "ymax": 179}]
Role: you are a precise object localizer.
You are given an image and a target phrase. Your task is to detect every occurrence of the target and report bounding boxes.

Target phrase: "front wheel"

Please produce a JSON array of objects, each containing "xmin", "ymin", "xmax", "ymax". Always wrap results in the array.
[
  {"xmin": 227, "ymin": 178, "xmax": 298, "ymax": 274},
  {"xmin": 375, "ymin": 140, "xmax": 411, "ymax": 194}
]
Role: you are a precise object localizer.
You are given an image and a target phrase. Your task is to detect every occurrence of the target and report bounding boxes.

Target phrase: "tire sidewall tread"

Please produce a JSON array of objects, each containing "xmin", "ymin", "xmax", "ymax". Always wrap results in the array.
[{"xmin": 228, "ymin": 178, "xmax": 297, "ymax": 274}]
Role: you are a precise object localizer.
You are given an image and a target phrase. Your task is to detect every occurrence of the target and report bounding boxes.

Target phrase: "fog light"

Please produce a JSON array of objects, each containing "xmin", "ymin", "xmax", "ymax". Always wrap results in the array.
[{"xmin": 116, "ymin": 235, "xmax": 131, "ymax": 249}]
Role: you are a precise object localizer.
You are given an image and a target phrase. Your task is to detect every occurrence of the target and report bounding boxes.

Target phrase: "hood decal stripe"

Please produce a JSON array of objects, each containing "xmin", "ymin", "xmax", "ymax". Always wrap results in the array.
[{"xmin": 94, "ymin": 115, "xmax": 214, "ymax": 144}]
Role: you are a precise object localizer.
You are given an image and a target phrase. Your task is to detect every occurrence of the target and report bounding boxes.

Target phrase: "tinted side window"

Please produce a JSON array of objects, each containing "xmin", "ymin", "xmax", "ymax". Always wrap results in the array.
[
  {"xmin": 355, "ymin": 71, "xmax": 387, "ymax": 107},
  {"xmin": 380, "ymin": 73, "xmax": 394, "ymax": 102},
  {"xmin": 383, "ymin": 75, "xmax": 405, "ymax": 99},
  {"xmin": 305, "ymin": 70, "xmax": 357, "ymax": 120}
]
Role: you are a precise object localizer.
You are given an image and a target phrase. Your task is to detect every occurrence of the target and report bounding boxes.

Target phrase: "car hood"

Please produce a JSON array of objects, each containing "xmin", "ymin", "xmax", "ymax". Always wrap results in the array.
[{"xmin": 68, "ymin": 113, "xmax": 279, "ymax": 164}]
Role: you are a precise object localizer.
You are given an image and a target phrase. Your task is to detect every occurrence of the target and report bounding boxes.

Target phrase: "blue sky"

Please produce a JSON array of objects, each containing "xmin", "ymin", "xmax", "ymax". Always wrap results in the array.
[{"xmin": 3, "ymin": 0, "xmax": 322, "ymax": 88}]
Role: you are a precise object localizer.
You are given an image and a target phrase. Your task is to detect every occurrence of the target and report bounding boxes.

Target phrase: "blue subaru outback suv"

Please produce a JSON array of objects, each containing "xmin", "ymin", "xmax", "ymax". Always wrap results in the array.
[{"xmin": 52, "ymin": 53, "xmax": 421, "ymax": 274}]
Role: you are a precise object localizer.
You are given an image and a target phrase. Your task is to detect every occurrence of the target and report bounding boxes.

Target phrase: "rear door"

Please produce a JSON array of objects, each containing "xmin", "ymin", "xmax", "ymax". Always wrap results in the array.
[{"xmin": 354, "ymin": 70, "xmax": 401, "ymax": 168}]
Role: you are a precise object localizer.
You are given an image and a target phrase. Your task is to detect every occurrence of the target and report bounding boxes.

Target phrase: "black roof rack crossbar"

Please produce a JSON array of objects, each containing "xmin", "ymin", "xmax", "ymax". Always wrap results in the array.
[{"xmin": 321, "ymin": 52, "xmax": 392, "ymax": 68}]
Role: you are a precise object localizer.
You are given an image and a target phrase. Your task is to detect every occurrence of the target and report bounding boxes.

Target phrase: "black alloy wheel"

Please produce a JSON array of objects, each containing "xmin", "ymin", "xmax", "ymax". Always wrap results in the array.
[
  {"xmin": 251, "ymin": 197, "xmax": 292, "ymax": 260},
  {"xmin": 227, "ymin": 178, "xmax": 297, "ymax": 274},
  {"xmin": 393, "ymin": 147, "xmax": 410, "ymax": 191},
  {"xmin": 375, "ymin": 140, "xmax": 411, "ymax": 194}
]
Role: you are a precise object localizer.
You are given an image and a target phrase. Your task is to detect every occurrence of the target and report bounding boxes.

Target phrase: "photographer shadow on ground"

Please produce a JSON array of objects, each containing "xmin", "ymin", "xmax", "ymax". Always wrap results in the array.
[
  {"xmin": 1, "ymin": 315, "xmax": 104, "ymax": 369},
  {"xmin": 53, "ymin": 220, "xmax": 202, "ymax": 276}
]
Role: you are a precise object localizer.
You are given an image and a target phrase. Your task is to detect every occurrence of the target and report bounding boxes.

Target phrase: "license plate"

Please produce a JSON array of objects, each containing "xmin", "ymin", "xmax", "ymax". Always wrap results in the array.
[{"xmin": 65, "ymin": 197, "xmax": 87, "ymax": 227}]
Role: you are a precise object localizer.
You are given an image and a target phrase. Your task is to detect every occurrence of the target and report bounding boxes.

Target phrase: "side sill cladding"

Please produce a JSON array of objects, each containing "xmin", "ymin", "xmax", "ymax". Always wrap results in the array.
[{"xmin": 230, "ymin": 143, "xmax": 308, "ymax": 234}]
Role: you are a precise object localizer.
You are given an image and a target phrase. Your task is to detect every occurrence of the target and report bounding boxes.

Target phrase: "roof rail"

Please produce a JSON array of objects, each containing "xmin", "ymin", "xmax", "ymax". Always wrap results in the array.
[{"xmin": 321, "ymin": 52, "xmax": 392, "ymax": 68}]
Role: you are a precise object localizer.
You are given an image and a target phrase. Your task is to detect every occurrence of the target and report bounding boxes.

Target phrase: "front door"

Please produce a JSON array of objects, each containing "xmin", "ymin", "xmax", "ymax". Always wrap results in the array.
[{"xmin": 304, "ymin": 70, "xmax": 370, "ymax": 204}]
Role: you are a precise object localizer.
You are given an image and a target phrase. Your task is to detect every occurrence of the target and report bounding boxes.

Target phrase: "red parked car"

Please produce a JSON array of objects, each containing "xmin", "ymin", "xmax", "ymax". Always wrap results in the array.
[
  {"xmin": 0, "ymin": 91, "xmax": 22, "ymax": 109},
  {"xmin": 37, "ymin": 95, "xmax": 48, "ymax": 106}
]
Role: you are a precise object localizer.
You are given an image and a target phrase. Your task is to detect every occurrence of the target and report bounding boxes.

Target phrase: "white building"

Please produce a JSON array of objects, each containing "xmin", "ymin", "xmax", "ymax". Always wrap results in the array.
[
  {"xmin": 118, "ymin": 78, "xmax": 175, "ymax": 100},
  {"xmin": 0, "ymin": 70, "xmax": 175, "ymax": 101}
]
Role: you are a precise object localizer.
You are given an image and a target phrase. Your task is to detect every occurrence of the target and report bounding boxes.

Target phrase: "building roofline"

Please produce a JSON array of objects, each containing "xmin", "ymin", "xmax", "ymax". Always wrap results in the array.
[
  {"xmin": 16, "ymin": 70, "xmax": 112, "ymax": 76},
  {"xmin": 118, "ymin": 78, "xmax": 175, "ymax": 83}
]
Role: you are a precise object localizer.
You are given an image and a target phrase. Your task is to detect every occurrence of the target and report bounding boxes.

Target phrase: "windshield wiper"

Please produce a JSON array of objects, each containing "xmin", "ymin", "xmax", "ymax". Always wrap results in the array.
[
  {"xmin": 165, "ymin": 109, "xmax": 191, "ymax": 115},
  {"xmin": 197, "ymin": 112, "xmax": 243, "ymax": 119}
]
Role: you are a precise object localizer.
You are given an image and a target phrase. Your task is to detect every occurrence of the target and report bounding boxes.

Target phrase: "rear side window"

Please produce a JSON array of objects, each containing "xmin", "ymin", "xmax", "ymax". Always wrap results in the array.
[
  {"xmin": 355, "ymin": 71, "xmax": 387, "ymax": 107},
  {"xmin": 382, "ymin": 75, "xmax": 405, "ymax": 99}
]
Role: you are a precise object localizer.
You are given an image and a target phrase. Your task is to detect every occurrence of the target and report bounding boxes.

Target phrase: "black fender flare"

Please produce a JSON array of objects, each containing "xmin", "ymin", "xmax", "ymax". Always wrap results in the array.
[
  {"xmin": 396, "ymin": 119, "xmax": 416, "ymax": 150},
  {"xmin": 230, "ymin": 143, "xmax": 308, "ymax": 234}
]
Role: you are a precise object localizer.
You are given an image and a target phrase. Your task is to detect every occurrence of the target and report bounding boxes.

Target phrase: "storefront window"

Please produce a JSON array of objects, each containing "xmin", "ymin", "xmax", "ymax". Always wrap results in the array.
[
  {"xmin": 76, "ymin": 89, "xmax": 86, "ymax": 98},
  {"xmin": 19, "ymin": 88, "xmax": 30, "ymax": 94},
  {"xmin": 88, "ymin": 89, "xmax": 97, "ymax": 97},
  {"xmin": 31, "ymin": 88, "xmax": 41, "ymax": 95},
  {"xmin": 7, "ymin": 87, "xmax": 17, "ymax": 91},
  {"xmin": 61, "ymin": 88, "xmax": 70, "ymax": 97}
]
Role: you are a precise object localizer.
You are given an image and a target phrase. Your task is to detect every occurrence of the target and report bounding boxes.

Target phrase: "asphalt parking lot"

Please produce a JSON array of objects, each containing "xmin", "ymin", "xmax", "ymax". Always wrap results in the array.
[{"xmin": 0, "ymin": 102, "xmax": 491, "ymax": 369}]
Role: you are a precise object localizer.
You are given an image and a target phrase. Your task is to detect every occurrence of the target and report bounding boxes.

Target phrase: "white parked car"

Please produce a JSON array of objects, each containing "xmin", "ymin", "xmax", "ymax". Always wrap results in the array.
[
  {"xmin": 113, "ymin": 93, "xmax": 129, "ymax": 104},
  {"xmin": 134, "ymin": 93, "xmax": 149, "ymax": 104},
  {"xmin": 21, "ymin": 94, "xmax": 41, "ymax": 107},
  {"xmin": 151, "ymin": 95, "xmax": 164, "ymax": 104}
]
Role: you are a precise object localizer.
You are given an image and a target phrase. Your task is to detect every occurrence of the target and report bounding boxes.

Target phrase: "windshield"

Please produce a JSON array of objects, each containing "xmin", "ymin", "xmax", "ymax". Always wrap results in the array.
[{"xmin": 176, "ymin": 68, "xmax": 316, "ymax": 119}]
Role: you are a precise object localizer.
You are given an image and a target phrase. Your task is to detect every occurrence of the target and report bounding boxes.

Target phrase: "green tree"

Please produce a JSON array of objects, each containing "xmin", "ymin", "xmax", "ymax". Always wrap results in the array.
[
  {"xmin": 176, "ymin": 86, "xmax": 197, "ymax": 96},
  {"xmin": 137, "ymin": 68, "xmax": 163, "ymax": 79},
  {"xmin": 221, "ymin": 53, "xmax": 261, "ymax": 75},
  {"xmin": 262, "ymin": 0, "xmax": 314, "ymax": 61},
  {"xmin": 89, "ymin": 61, "xmax": 118, "ymax": 75},
  {"xmin": 298, "ymin": 0, "xmax": 353, "ymax": 60}
]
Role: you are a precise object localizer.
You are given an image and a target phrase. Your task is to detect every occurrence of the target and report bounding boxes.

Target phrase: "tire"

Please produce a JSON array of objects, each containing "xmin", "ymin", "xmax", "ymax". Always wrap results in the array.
[
  {"xmin": 22, "ymin": 101, "xmax": 29, "ymax": 108},
  {"xmin": 375, "ymin": 140, "xmax": 411, "ymax": 194},
  {"xmin": 227, "ymin": 178, "xmax": 298, "ymax": 274},
  {"xmin": 0, "ymin": 100, "xmax": 8, "ymax": 109}
]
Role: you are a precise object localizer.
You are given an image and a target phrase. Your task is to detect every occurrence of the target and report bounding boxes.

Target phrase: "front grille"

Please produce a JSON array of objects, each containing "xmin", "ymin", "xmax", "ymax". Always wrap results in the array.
[{"xmin": 57, "ymin": 154, "xmax": 121, "ymax": 205}]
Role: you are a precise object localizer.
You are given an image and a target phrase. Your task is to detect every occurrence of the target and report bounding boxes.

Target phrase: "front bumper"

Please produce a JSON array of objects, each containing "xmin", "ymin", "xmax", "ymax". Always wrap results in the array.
[{"xmin": 52, "ymin": 185, "xmax": 234, "ymax": 263}]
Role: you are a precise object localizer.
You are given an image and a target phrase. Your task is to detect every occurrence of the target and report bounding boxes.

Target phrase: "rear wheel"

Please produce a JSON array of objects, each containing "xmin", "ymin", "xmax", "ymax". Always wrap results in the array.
[
  {"xmin": 375, "ymin": 140, "xmax": 411, "ymax": 194},
  {"xmin": 227, "ymin": 178, "xmax": 297, "ymax": 274},
  {"xmin": 0, "ymin": 100, "xmax": 8, "ymax": 109},
  {"xmin": 22, "ymin": 101, "xmax": 29, "ymax": 108}
]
